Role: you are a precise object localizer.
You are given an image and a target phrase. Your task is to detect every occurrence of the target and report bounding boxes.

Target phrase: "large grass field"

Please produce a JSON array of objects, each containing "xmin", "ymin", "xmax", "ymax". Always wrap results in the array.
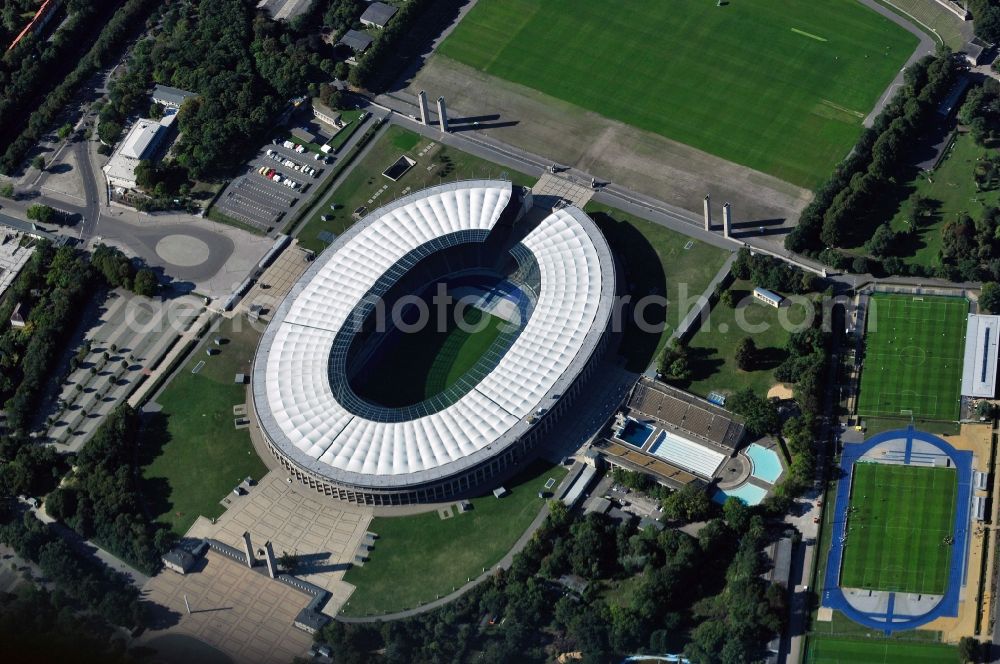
[
  {"xmin": 439, "ymin": 0, "xmax": 916, "ymax": 188},
  {"xmin": 353, "ymin": 304, "xmax": 508, "ymax": 406},
  {"xmin": 341, "ymin": 459, "xmax": 567, "ymax": 616},
  {"xmin": 682, "ymin": 281, "xmax": 814, "ymax": 398},
  {"xmin": 840, "ymin": 463, "xmax": 957, "ymax": 594},
  {"xmin": 295, "ymin": 126, "xmax": 535, "ymax": 253},
  {"xmin": 140, "ymin": 317, "xmax": 268, "ymax": 535},
  {"xmin": 804, "ymin": 635, "xmax": 958, "ymax": 663},
  {"xmin": 857, "ymin": 294, "xmax": 966, "ymax": 421},
  {"xmin": 584, "ymin": 203, "xmax": 730, "ymax": 371}
]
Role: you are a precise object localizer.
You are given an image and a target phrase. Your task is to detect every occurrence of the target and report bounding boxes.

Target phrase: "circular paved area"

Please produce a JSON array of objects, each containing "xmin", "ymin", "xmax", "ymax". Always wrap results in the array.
[{"xmin": 156, "ymin": 234, "xmax": 212, "ymax": 267}]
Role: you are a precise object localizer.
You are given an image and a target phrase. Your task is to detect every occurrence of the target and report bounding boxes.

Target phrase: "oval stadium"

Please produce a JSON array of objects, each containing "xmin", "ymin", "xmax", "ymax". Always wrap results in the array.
[{"xmin": 251, "ymin": 180, "xmax": 616, "ymax": 505}]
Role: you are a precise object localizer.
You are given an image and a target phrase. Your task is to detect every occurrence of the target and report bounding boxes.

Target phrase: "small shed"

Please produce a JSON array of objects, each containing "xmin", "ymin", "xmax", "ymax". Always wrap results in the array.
[
  {"xmin": 9, "ymin": 302, "xmax": 26, "ymax": 328},
  {"xmin": 235, "ymin": 373, "xmax": 247, "ymax": 384},
  {"xmin": 360, "ymin": 2, "xmax": 397, "ymax": 29},
  {"xmin": 291, "ymin": 127, "xmax": 316, "ymax": 144},
  {"xmin": 752, "ymin": 287, "xmax": 783, "ymax": 308},
  {"xmin": 492, "ymin": 486, "xmax": 508, "ymax": 499},
  {"xmin": 163, "ymin": 548, "xmax": 196, "ymax": 575}
]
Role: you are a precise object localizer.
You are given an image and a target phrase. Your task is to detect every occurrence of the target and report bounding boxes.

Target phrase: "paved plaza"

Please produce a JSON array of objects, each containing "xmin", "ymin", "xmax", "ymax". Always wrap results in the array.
[
  {"xmin": 187, "ymin": 471, "xmax": 373, "ymax": 617},
  {"xmin": 139, "ymin": 550, "xmax": 314, "ymax": 664},
  {"xmin": 230, "ymin": 240, "xmax": 312, "ymax": 321}
]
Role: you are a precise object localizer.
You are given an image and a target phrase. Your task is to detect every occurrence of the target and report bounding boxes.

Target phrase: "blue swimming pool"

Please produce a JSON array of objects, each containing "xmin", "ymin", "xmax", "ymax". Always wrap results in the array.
[
  {"xmin": 713, "ymin": 483, "xmax": 768, "ymax": 506},
  {"xmin": 618, "ymin": 419, "xmax": 655, "ymax": 448},
  {"xmin": 746, "ymin": 443, "xmax": 783, "ymax": 484}
]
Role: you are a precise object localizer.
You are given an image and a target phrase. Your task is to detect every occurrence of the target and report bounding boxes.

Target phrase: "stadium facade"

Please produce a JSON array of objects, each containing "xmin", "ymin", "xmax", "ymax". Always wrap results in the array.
[{"xmin": 251, "ymin": 180, "xmax": 616, "ymax": 505}]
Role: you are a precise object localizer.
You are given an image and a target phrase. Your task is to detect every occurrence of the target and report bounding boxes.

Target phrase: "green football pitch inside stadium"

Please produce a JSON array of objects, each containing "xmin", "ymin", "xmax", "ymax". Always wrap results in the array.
[
  {"xmin": 804, "ymin": 635, "xmax": 958, "ymax": 663},
  {"xmin": 857, "ymin": 294, "xmax": 967, "ymax": 422},
  {"xmin": 353, "ymin": 304, "xmax": 508, "ymax": 406},
  {"xmin": 840, "ymin": 463, "xmax": 957, "ymax": 594},
  {"xmin": 438, "ymin": 0, "xmax": 916, "ymax": 188}
]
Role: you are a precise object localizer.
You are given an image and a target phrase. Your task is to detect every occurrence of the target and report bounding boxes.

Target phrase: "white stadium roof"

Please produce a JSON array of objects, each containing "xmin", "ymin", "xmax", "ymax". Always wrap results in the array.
[
  {"xmin": 962, "ymin": 313, "xmax": 1000, "ymax": 398},
  {"xmin": 253, "ymin": 180, "xmax": 615, "ymax": 489}
]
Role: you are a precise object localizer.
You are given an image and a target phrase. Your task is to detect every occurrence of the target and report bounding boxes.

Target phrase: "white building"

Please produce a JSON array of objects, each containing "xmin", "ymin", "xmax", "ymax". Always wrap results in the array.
[
  {"xmin": 102, "ymin": 112, "xmax": 177, "ymax": 191},
  {"xmin": 962, "ymin": 313, "xmax": 1000, "ymax": 398}
]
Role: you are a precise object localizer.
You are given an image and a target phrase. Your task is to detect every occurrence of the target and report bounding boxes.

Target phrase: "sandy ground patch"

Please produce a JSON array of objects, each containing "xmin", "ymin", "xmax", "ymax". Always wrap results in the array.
[
  {"xmin": 407, "ymin": 56, "xmax": 812, "ymax": 227},
  {"xmin": 767, "ymin": 383, "xmax": 794, "ymax": 400}
]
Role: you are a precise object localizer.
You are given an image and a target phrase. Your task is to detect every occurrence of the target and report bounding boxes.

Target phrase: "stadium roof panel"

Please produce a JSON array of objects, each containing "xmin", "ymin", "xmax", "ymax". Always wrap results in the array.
[
  {"xmin": 962, "ymin": 313, "xmax": 999, "ymax": 398},
  {"xmin": 253, "ymin": 180, "xmax": 615, "ymax": 488}
]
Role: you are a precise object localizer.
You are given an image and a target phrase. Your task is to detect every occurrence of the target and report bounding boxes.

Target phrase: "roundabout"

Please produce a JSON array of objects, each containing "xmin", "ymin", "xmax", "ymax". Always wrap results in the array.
[{"xmin": 155, "ymin": 234, "xmax": 212, "ymax": 267}]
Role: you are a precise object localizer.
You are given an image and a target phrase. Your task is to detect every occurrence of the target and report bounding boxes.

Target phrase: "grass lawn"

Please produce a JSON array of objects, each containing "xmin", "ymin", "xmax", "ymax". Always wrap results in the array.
[
  {"xmin": 440, "ymin": 0, "xmax": 915, "ymax": 188},
  {"xmin": 354, "ymin": 305, "xmax": 507, "ymax": 407},
  {"xmin": 341, "ymin": 459, "xmax": 568, "ymax": 616},
  {"xmin": 882, "ymin": 133, "xmax": 1000, "ymax": 271},
  {"xmin": 804, "ymin": 635, "xmax": 958, "ymax": 663},
  {"xmin": 857, "ymin": 294, "xmax": 967, "ymax": 421},
  {"xmin": 840, "ymin": 464, "xmax": 957, "ymax": 594},
  {"xmin": 682, "ymin": 281, "xmax": 811, "ymax": 398},
  {"xmin": 584, "ymin": 203, "xmax": 730, "ymax": 371},
  {"xmin": 325, "ymin": 109, "xmax": 364, "ymax": 152},
  {"xmin": 140, "ymin": 317, "xmax": 268, "ymax": 535},
  {"xmin": 296, "ymin": 125, "xmax": 535, "ymax": 253}
]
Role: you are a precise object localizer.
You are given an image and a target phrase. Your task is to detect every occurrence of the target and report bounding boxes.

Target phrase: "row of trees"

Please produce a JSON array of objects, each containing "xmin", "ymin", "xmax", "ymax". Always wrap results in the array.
[
  {"xmin": 731, "ymin": 248, "xmax": 819, "ymax": 295},
  {"xmin": 91, "ymin": 244, "xmax": 158, "ymax": 296},
  {"xmin": 318, "ymin": 499, "xmax": 783, "ymax": 663},
  {"xmin": 0, "ymin": 509, "xmax": 144, "ymax": 628},
  {"xmin": 0, "ymin": 0, "xmax": 162, "ymax": 174},
  {"xmin": 785, "ymin": 53, "xmax": 958, "ymax": 256},
  {"xmin": 46, "ymin": 405, "xmax": 171, "ymax": 574}
]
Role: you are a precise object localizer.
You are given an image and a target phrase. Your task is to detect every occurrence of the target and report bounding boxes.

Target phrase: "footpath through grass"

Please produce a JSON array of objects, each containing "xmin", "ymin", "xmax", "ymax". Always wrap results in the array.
[
  {"xmin": 584, "ymin": 203, "xmax": 729, "ymax": 371},
  {"xmin": 840, "ymin": 464, "xmax": 957, "ymax": 594},
  {"xmin": 857, "ymin": 294, "xmax": 966, "ymax": 422},
  {"xmin": 341, "ymin": 460, "xmax": 567, "ymax": 616},
  {"xmin": 140, "ymin": 317, "xmax": 268, "ymax": 535},
  {"xmin": 296, "ymin": 125, "xmax": 535, "ymax": 253},
  {"xmin": 441, "ymin": 0, "xmax": 915, "ymax": 188},
  {"xmin": 805, "ymin": 635, "xmax": 958, "ymax": 663}
]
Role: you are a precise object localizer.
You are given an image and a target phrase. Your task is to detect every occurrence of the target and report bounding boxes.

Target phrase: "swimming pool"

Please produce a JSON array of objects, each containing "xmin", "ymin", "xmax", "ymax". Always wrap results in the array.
[
  {"xmin": 617, "ymin": 419, "xmax": 655, "ymax": 448},
  {"xmin": 713, "ymin": 483, "xmax": 768, "ymax": 506},
  {"xmin": 746, "ymin": 443, "xmax": 783, "ymax": 484}
]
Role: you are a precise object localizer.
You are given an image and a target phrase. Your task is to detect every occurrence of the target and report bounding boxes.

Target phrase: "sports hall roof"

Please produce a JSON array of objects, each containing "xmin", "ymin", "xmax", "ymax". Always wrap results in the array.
[
  {"xmin": 253, "ymin": 180, "xmax": 615, "ymax": 488},
  {"xmin": 962, "ymin": 313, "xmax": 1000, "ymax": 398}
]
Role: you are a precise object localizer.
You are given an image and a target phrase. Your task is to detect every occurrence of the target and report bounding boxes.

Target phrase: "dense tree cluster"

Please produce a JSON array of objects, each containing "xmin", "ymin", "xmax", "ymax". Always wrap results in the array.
[
  {"xmin": 968, "ymin": 0, "xmax": 1000, "ymax": 44},
  {"xmin": 46, "ymin": 405, "xmax": 171, "ymax": 574},
  {"xmin": 774, "ymin": 326, "xmax": 829, "ymax": 414},
  {"xmin": 731, "ymin": 248, "xmax": 819, "ymax": 294},
  {"xmin": 785, "ymin": 54, "xmax": 958, "ymax": 256},
  {"xmin": 610, "ymin": 467, "xmax": 672, "ymax": 504},
  {"xmin": 658, "ymin": 337, "xmax": 693, "ymax": 383},
  {"xmin": 0, "ymin": 580, "xmax": 139, "ymax": 663},
  {"xmin": 91, "ymin": 243, "xmax": 159, "ymax": 296},
  {"xmin": 727, "ymin": 388, "xmax": 780, "ymax": 439},
  {"xmin": 0, "ymin": 0, "xmax": 162, "ymax": 173},
  {"xmin": 0, "ymin": 510, "xmax": 144, "ymax": 628},
  {"xmin": 0, "ymin": 243, "xmax": 95, "ymax": 432},
  {"xmin": 25, "ymin": 203, "xmax": 68, "ymax": 226},
  {"xmin": 317, "ymin": 502, "xmax": 784, "ymax": 663},
  {"xmin": 959, "ymin": 79, "xmax": 1000, "ymax": 146}
]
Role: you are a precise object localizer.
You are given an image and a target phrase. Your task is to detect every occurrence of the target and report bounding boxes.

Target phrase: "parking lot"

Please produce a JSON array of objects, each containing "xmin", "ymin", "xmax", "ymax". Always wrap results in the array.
[{"xmin": 213, "ymin": 135, "xmax": 333, "ymax": 234}]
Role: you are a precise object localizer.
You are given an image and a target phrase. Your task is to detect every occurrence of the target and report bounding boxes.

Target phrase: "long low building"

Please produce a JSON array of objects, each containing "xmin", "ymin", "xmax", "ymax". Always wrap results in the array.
[
  {"xmin": 962, "ymin": 313, "xmax": 1000, "ymax": 398},
  {"xmin": 252, "ymin": 180, "xmax": 616, "ymax": 505},
  {"xmin": 595, "ymin": 377, "xmax": 745, "ymax": 488}
]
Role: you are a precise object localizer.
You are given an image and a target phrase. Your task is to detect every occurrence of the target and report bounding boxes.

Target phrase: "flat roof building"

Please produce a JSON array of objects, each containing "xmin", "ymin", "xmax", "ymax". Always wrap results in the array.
[
  {"xmin": 312, "ymin": 100, "xmax": 340, "ymax": 127},
  {"xmin": 360, "ymin": 2, "xmax": 397, "ymax": 29},
  {"xmin": 102, "ymin": 113, "xmax": 178, "ymax": 191},
  {"xmin": 962, "ymin": 313, "xmax": 1000, "ymax": 398},
  {"xmin": 753, "ymin": 287, "xmax": 783, "ymax": 308}
]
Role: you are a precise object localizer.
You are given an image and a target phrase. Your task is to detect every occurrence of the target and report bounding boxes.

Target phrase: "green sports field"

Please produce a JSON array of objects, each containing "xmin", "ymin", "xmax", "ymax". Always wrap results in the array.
[
  {"xmin": 439, "ymin": 0, "xmax": 916, "ymax": 188},
  {"xmin": 353, "ymin": 303, "xmax": 509, "ymax": 407},
  {"xmin": 804, "ymin": 635, "xmax": 958, "ymax": 663},
  {"xmin": 840, "ymin": 463, "xmax": 957, "ymax": 594},
  {"xmin": 857, "ymin": 294, "xmax": 967, "ymax": 422}
]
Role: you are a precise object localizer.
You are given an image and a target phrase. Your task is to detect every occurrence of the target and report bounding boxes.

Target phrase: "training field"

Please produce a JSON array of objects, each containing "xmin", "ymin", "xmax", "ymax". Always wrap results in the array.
[
  {"xmin": 354, "ymin": 304, "xmax": 508, "ymax": 407},
  {"xmin": 857, "ymin": 294, "xmax": 967, "ymax": 422},
  {"xmin": 804, "ymin": 635, "xmax": 957, "ymax": 663},
  {"xmin": 439, "ymin": 0, "xmax": 916, "ymax": 188},
  {"xmin": 840, "ymin": 463, "xmax": 957, "ymax": 594}
]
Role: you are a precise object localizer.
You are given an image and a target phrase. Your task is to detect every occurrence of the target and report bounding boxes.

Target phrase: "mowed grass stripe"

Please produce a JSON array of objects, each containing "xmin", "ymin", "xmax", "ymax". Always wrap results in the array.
[
  {"xmin": 857, "ymin": 294, "xmax": 966, "ymax": 421},
  {"xmin": 805, "ymin": 635, "xmax": 958, "ymax": 663},
  {"xmin": 440, "ymin": 0, "xmax": 916, "ymax": 188},
  {"xmin": 840, "ymin": 463, "xmax": 956, "ymax": 594}
]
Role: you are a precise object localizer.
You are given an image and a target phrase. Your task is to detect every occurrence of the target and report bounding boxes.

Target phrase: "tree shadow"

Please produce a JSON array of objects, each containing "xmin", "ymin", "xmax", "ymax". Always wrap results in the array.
[
  {"xmin": 753, "ymin": 346, "xmax": 788, "ymax": 371},
  {"xmin": 590, "ymin": 211, "xmax": 666, "ymax": 372},
  {"xmin": 137, "ymin": 412, "xmax": 175, "ymax": 522}
]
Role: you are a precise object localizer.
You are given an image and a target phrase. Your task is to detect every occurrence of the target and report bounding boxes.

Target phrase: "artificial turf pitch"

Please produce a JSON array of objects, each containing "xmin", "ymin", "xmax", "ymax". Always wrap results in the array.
[
  {"xmin": 439, "ymin": 0, "xmax": 916, "ymax": 188},
  {"xmin": 804, "ymin": 635, "xmax": 958, "ymax": 664},
  {"xmin": 857, "ymin": 294, "xmax": 967, "ymax": 422},
  {"xmin": 839, "ymin": 463, "xmax": 957, "ymax": 594}
]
